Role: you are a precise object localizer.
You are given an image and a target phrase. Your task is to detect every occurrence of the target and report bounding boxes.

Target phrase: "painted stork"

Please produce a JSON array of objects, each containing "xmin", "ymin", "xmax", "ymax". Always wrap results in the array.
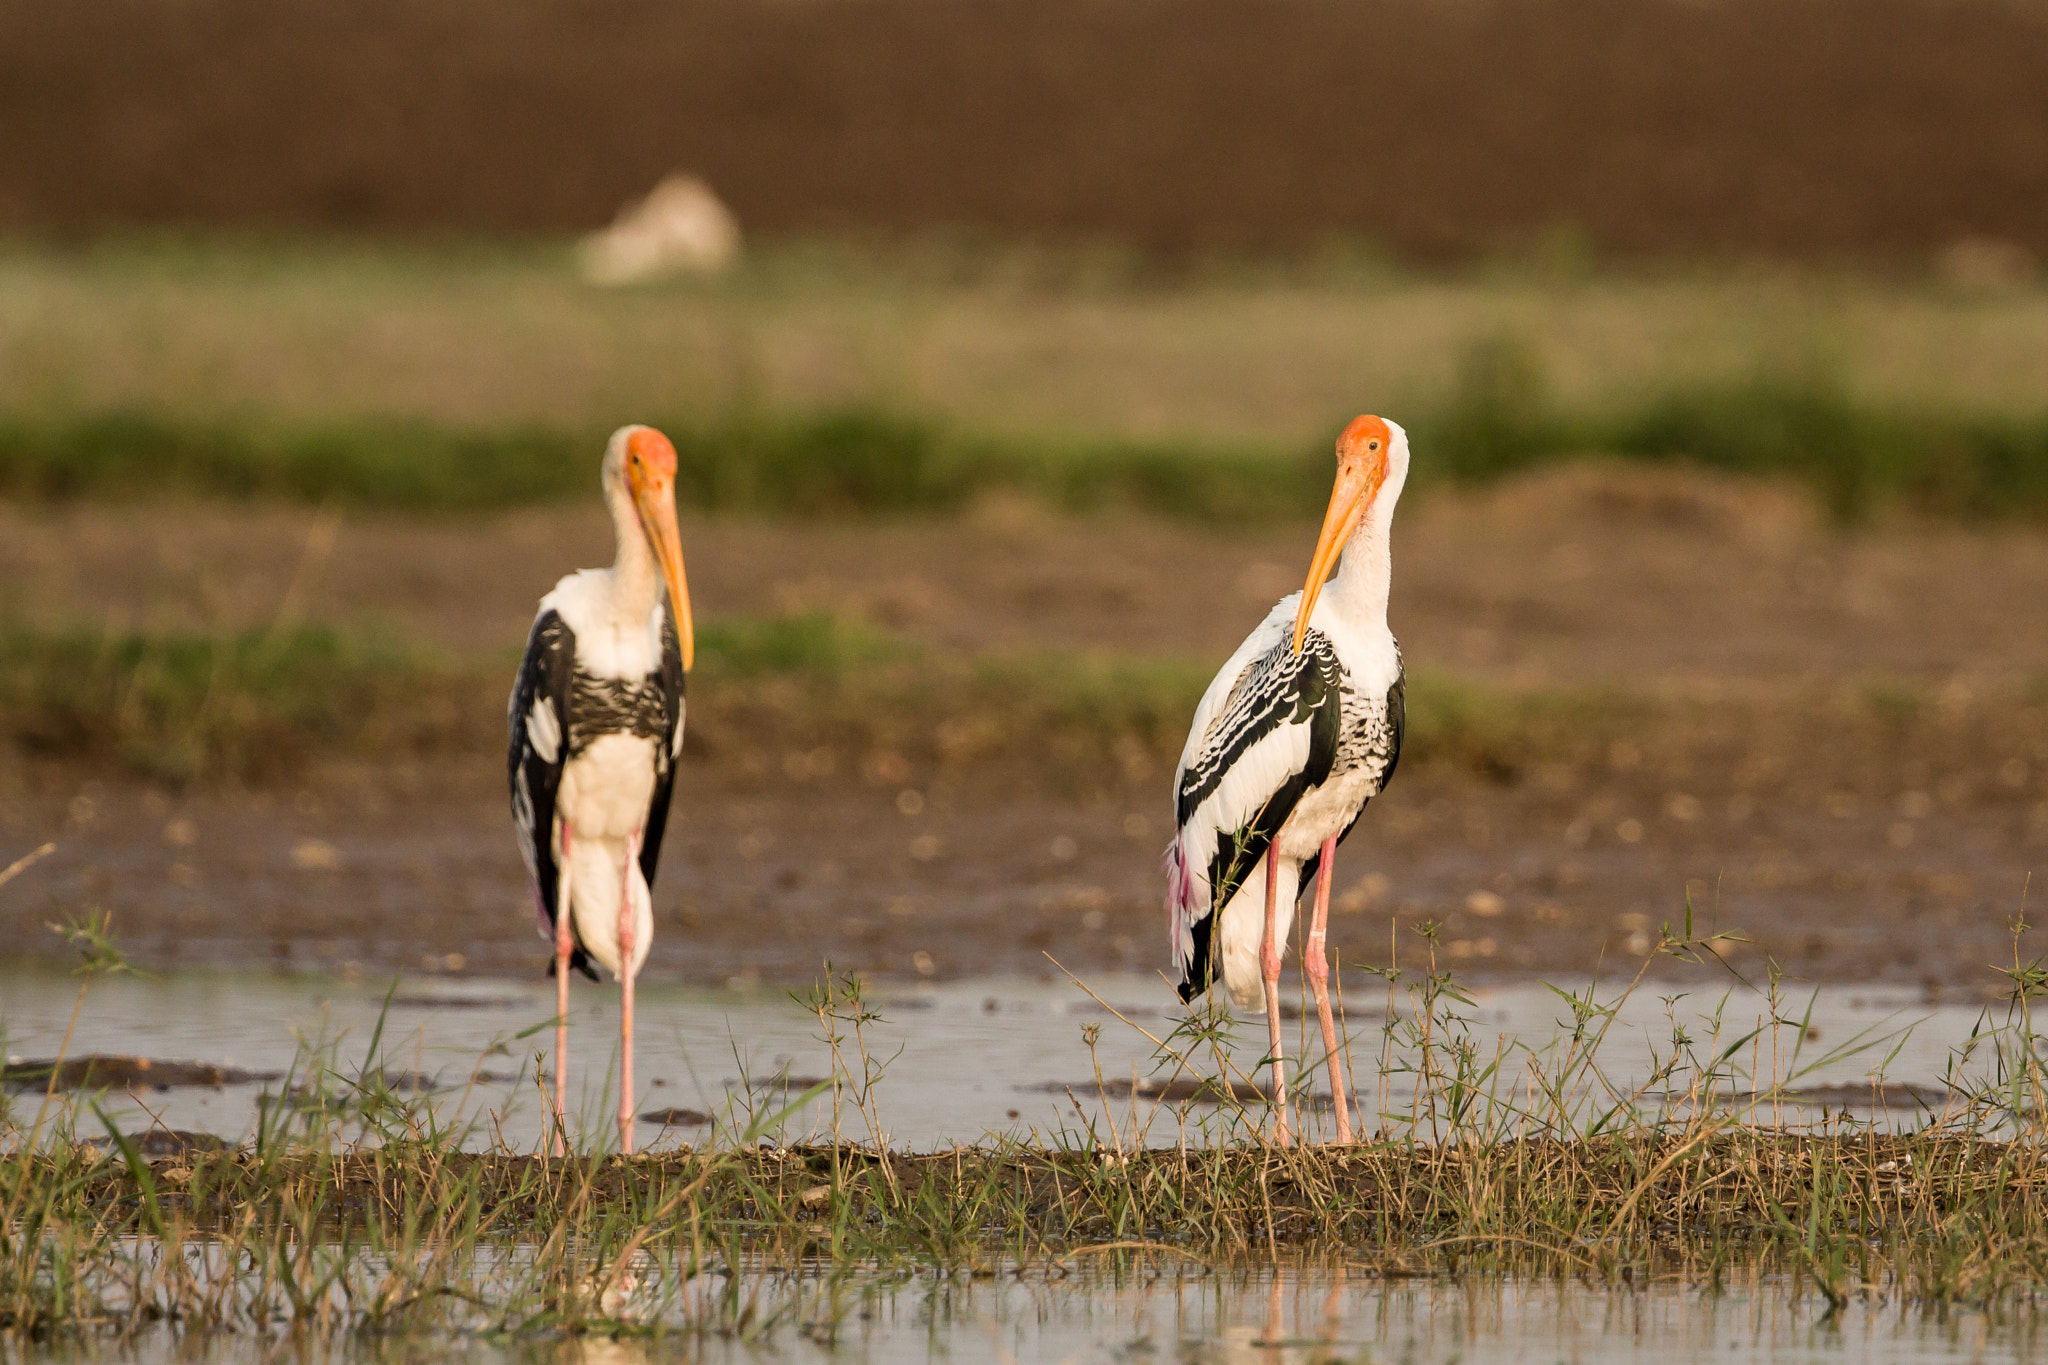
[
  {"xmin": 1165, "ymin": 414, "xmax": 1408, "ymax": 1145},
  {"xmin": 509, "ymin": 424, "xmax": 692, "ymax": 1155}
]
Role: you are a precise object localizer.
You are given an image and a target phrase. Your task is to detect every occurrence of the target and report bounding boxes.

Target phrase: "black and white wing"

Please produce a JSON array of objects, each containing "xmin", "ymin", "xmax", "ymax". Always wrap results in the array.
[
  {"xmin": 507, "ymin": 609, "xmax": 596, "ymax": 979},
  {"xmin": 1308, "ymin": 663, "xmax": 1406, "ymax": 885},
  {"xmin": 636, "ymin": 605, "xmax": 688, "ymax": 890},
  {"xmin": 1165, "ymin": 607, "xmax": 1344, "ymax": 1002}
]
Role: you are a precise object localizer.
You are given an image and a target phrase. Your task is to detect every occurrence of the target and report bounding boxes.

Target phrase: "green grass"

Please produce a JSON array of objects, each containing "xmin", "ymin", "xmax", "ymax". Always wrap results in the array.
[
  {"xmin": 0, "ymin": 407, "xmax": 1326, "ymax": 520},
  {"xmin": 1433, "ymin": 338, "xmax": 2048, "ymax": 519},
  {"xmin": 10, "ymin": 234, "xmax": 2048, "ymax": 441},
  {"xmin": 9, "ymin": 234, "xmax": 2048, "ymax": 521},
  {"xmin": 8, "ymin": 378, "xmax": 2048, "ymax": 522},
  {"xmin": 0, "ymin": 617, "xmax": 1669, "ymax": 787},
  {"xmin": 12, "ymin": 615, "xmax": 2039, "ymax": 799},
  {"xmin": 0, "ymin": 623, "xmax": 476, "ymax": 784}
]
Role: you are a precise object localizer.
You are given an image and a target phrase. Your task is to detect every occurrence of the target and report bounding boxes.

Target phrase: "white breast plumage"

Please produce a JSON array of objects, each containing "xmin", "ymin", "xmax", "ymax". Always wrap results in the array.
[{"xmin": 543, "ymin": 571, "xmax": 665, "ymax": 680}]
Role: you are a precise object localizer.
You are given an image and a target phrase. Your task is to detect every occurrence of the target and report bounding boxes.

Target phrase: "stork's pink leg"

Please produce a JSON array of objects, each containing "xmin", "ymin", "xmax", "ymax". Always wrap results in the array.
[
  {"xmin": 553, "ymin": 823, "xmax": 573, "ymax": 1158},
  {"xmin": 616, "ymin": 831, "xmax": 640, "ymax": 1155},
  {"xmin": 1261, "ymin": 841, "xmax": 1290, "ymax": 1147},
  {"xmin": 1307, "ymin": 836, "xmax": 1352, "ymax": 1144}
]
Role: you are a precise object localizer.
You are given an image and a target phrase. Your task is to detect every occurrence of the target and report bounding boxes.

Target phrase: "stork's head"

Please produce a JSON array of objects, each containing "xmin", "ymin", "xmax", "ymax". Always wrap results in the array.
[
  {"xmin": 606, "ymin": 424, "xmax": 695, "ymax": 670},
  {"xmin": 1293, "ymin": 415, "xmax": 1409, "ymax": 654}
]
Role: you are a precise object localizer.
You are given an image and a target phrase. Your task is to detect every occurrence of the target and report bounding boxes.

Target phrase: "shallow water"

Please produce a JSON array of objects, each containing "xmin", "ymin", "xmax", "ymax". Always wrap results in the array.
[
  {"xmin": 4, "ymin": 1261, "xmax": 2044, "ymax": 1363},
  {"xmin": 0, "ymin": 966, "xmax": 2013, "ymax": 1149},
  {"xmin": 5, "ymin": 967, "xmax": 2044, "ymax": 1362}
]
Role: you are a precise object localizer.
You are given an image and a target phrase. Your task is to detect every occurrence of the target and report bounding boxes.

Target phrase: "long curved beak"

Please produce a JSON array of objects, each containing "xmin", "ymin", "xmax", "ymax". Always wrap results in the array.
[
  {"xmin": 1292, "ymin": 459, "xmax": 1381, "ymax": 654},
  {"xmin": 635, "ymin": 480, "xmax": 695, "ymax": 671}
]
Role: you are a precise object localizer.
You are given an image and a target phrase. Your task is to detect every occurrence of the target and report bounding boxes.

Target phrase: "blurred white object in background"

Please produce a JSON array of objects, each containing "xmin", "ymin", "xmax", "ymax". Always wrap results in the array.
[{"xmin": 578, "ymin": 174, "xmax": 742, "ymax": 284}]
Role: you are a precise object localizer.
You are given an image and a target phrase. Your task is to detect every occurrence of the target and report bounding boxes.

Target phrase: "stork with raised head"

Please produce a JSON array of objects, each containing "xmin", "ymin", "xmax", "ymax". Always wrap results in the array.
[
  {"xmin": 509, "ymin": 424, "xmax": 692, "ymax": 1155},
  {"xmin": 1165, "ymin": 415, "xmax": 1409, "ymax": 1146}
]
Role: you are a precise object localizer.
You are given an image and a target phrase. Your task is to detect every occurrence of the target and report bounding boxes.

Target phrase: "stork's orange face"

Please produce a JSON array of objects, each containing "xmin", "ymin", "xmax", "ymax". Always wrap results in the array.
[
  {"xmin": 623, "ymin": 425, "xmax": 694, "ymax": 671},
  {"xmin": 1293, "ymin": 415, "xmax": 1392, "ymax": 654}
]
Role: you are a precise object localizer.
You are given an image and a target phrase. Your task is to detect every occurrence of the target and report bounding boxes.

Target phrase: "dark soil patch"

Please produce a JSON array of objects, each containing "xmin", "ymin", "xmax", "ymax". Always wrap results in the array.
[
  {"xmin": 2, "ymin": 1055, "xmax": 279, "ymax": 1091},
  {"xmin": 1025, "ymin": 1077, "xmax": 1268, "ymax": 1104},
  {"xmin": 387, "ymin": 993, "xmax": 533, "ymax": 1010},
  {"xmin": 1777, "ymin": 1083, "xmax": 1953, "ymax": 1109},
  {"xmin": 87, "ymin": 1129, "xmax": 232, "ymax": 1159},
  {"xmin": 4, "ymin": 1, "xmax": 2048, "ymax": 257},
  {"xmin": 2, "ymin": 692, "xmax": 2043, "ymax": 996}
]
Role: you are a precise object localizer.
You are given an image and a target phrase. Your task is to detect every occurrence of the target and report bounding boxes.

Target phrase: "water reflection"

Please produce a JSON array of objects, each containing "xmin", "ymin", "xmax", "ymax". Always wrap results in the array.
[
  {"xmin": 8, "ymin": 1261, "xmax": 2038, "ymax": 1363},
  {"xmin": 553, "ymin": 1344, "xmax": 651, "ymax": 1365}
]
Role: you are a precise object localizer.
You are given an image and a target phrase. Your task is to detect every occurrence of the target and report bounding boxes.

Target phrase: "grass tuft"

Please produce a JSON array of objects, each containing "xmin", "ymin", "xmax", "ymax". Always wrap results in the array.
[
  {"xmin": 3, "ymin": 619, "xmax": 2041, "ymax": 799},
  {"xmin": 12, "ymin": 381, "xmax": 2048, "ymax": 522},
  {"xmin": 1422, "ymin": 340, "xmax": 2048, "ymax": 521},
  {"xmin": 0, "ymin": 408, "xmax": 1316, "ymax": 521},
  {"xmin": 0, "ymin": 624, "xmax": 473, "ymax": 784}
]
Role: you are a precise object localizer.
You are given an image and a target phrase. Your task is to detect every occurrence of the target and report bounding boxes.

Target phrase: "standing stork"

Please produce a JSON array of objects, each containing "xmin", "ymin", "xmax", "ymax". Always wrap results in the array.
[
  {"xmin": 509, "ymin": 424, "xmax": 692, "ymax": 1155},
  {"xmin": 1165, "ymin": 415, "xmax": 1409, "ymax": 1146}
]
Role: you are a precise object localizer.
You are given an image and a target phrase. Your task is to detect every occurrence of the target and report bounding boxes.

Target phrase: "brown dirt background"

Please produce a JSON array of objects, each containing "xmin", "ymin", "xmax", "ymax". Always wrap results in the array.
[
  {"xmin": 5, "ymin": 0, "xmax": 2048, "ymax": 257},
  {"xmin": 5, "ymin": 470, "xmax": 2047, "ymax": 994}
]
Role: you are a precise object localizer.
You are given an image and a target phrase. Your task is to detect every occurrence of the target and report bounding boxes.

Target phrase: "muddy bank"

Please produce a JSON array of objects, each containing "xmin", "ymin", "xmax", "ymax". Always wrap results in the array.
[
  {"xmin": 3, "ymin": 688, "xmax": 2042, "ymax": 993},
  {"xmin": 4, "ymin": 469, "xmax": 2047, "ymax": 991},
  {"xmin": 9, "ymin": 467, "xmax": 2048, "ymax": 686}
]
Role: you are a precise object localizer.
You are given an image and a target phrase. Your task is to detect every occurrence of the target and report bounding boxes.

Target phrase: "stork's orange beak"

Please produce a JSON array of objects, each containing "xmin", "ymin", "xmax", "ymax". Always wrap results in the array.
[
  {"xmin": 1293, "ymin": 416, "xmax": 1391, "ymax": 654},
  {"xmin": 625, "ymin": 426, "xmax": 695, "ymax": 671}
]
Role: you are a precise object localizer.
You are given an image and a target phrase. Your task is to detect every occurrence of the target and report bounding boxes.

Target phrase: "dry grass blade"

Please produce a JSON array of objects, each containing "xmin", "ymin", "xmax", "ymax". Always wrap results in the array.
[{"xmin": 0, "ymin": 843, "xmax": 53, "ymax": 892}]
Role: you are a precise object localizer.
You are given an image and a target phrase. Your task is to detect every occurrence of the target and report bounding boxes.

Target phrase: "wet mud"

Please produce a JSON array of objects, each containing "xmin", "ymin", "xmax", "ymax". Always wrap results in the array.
[
  {"xmin": 4, "ymin": 469, "xmax": 2048, "ymax": 992},
  {"xmin": 1, "ymin": 1055, "xmax": 277, "ymax": 1091},
  {"xmin": 6, "ymin": 736, "xmax": 2038, "ymax": 995}
]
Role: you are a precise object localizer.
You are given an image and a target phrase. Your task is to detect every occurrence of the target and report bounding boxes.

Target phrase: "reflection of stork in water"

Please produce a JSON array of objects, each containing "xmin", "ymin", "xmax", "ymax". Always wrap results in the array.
[
  {"xmin": 1165, "ymin": 415, "xmax": 1409, "ymax": 1145},
  {"xmin": 509, "ymin": 425, "xmax": 692, "ymax": 1154}
]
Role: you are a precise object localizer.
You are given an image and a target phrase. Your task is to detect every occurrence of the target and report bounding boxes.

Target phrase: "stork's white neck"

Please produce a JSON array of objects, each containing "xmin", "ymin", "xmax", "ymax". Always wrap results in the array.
[
  {"xmin": 604, "ymin": 471, "xmax": 660, "ymax": 625},
  {"xmin": 1323, "ymin": 487, "xmax": 1398, "ymax": 634}
]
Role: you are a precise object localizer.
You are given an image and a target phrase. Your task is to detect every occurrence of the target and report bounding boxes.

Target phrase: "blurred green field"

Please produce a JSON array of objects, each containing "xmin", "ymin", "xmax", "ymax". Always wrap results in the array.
[
  {"xmin": 4, "ymin": 236, "xmax": 2048, "ymax": 519},
  {"xmin": 0, "ymin": 615, "xmax": 1627, "ymax": 788},
  {"xmin": 15, "ymin": 611, "xmax": 2026, "ymax": 804}
]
